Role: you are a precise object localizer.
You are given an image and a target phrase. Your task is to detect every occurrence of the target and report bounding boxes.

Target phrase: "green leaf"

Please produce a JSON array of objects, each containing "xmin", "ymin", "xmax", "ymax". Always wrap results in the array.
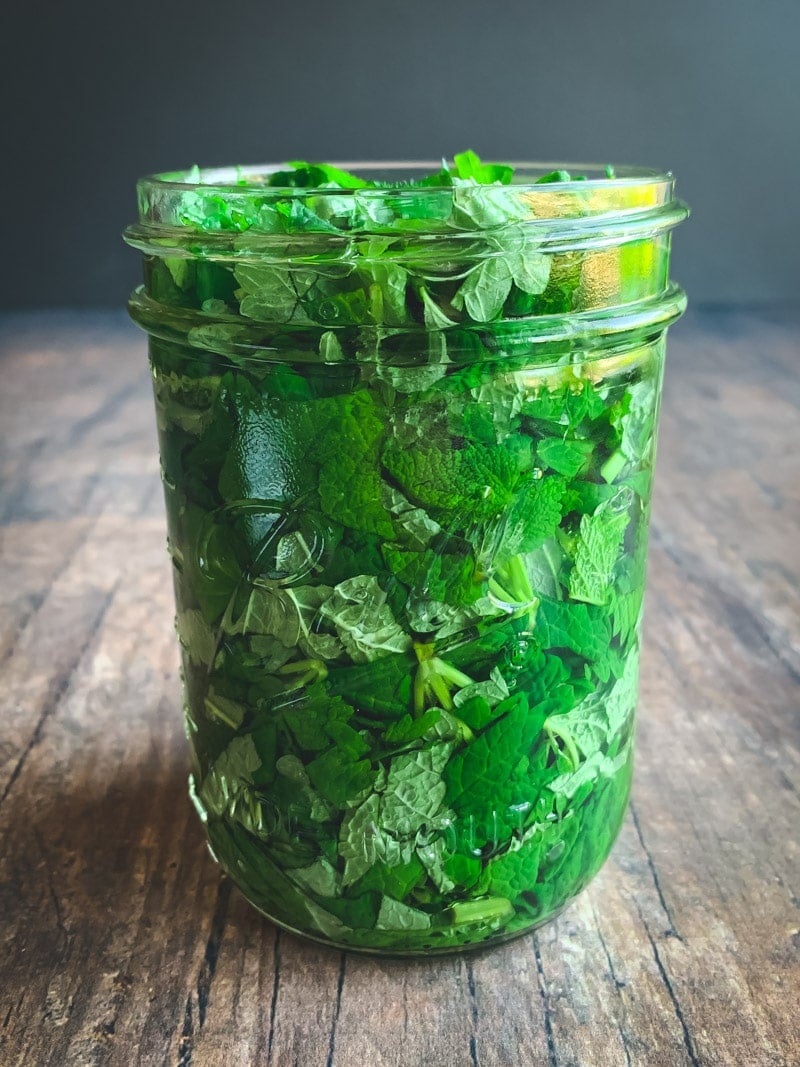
[
  {"xmin": 451, "ymin": 178, "xmax": 527, "ymax": 229},
  {"xmin": 525, "ymin": 539, "xmax": 565, "ymax": 599},
  {"xmin": 536, "ymin": 438, "xmax": 594, "ymax": 479},
  {"xmin": 375, "ymin": 896, "xmax": 431, "ymax": 931},
  {"xmin": 486, "ymin": 837, "xmax": 544, "ymax": 899},
  {"xmin": 619, "ymin": 380, "xmax": 658, "ymax": 462},
  {"xmin": 569, "ymin": 491, "xmax": 632, "ymax": 606},
  {"xmin": 536, "ymin": 170, "xmax": 572, "ymax": 184},
  {"xmin": 359, "ymin": 241, "xmax": 411, "ymax": 326},
  {"xmin": 231, "ymin": 582, "xmax": 342, "ymax": 661},
  {"xmin": 494, "ymin": 474, "xmax": 565, "ymax": 564},
  {"xmin": 603, "ymin": 646, "xmax": 640, "ymax": 734},
  {"xmin": 290, "ymin": 858, "xmax": 341, "ymax": 897},
  {"xmin": 357, "ymin": 856, "xmax": 425, "ymax": 900},
  {"xmin": 198, "ymin": 735, "xmax": 261, "ymax": 818},
  {"xmin": 453, "ymin": 150, "xmax": 514, "ymax": 185},
  {"xmin": 318, "ymin": 575, "xmax": 412, "ymax": 662},
  {"xmin": 327, "ymin": 651, "xmax": 415, "ymax": 719},
  {"xmin": 443, "ymin": 691, "xmax": 568, "ymax": 839},
  {"xmin": 452, "ymin": 257, "xmax": 513, "ymax": 322},
  {"xmin": 340, "ymin": 793, "xmax": 383, "ymax": 886},
  {"xmin": 305, "ymin": 744, "xmax": 374, "ymax": 808},
  {"xmin": 453, "ymin": 666, "xmax": 509, "ymax": 709},
  {"xmin": 276, "ymin": 684, "xmax": 358, "ymax": 752},
  {"xmin": 491, "ymin": 227, "xmax": 551, "ymax": 296},
  {"xmin": 315, "ymin": 391, "xmax": 395, "ymax": 539},
  {"xmin": 511, "ymin": 251, "xmax": 551, "ymax": 296},
  {"xmin": 154, "ymin": 371, "xmax": 220, "ymax": 436},
  {"xmin": 380, "ymin": 743, "xmax": 454, "ymax": 836},
  {"xmin": 382, "ymin": 545, "xmax": 483, "ymax": 608},
  {"xmin": 381, "ymin": 485, "xmax": 442, "ymax": 550},
  {"xmin": 610, "ymin": 585, "xmax": 644, "ymax": 645},
  {"xmin": 176, "ymin": 608, "xmax": 217, "ymax": 667},
  {"xmin": 535, "ymin": 598, "xmax": 613, "ymax": 663},
  {"xmin": 275, "ymin": 199, "xmax": 342, "ymax": 233},
  {"xmin": 421, "ymin": 286, "xmax": 458, "ymax": 329},
  {"xmin": 268, "ymin": 161, "xmax": 370, "ymax": 189},
  {"xmin": 235, "ymin": 262, "xmax": 316, "ymax": 322},
  {"xmin": 319, "ymin": 330, "xmax": 345, "ymax": 362},
  {"xmin": 164, "ymin": 256, "xmax": 193, "ymax": 289},
  {"xmin": 384, "ymin": 709, "xmax": 443, "ymax": 744},
  {"xmin": 382, "ymin": 438, "xmax": 523, "ymax": 523},
  {"xmin": 548, "ymin": 744, "xmax": 631, "ymax": 800}
]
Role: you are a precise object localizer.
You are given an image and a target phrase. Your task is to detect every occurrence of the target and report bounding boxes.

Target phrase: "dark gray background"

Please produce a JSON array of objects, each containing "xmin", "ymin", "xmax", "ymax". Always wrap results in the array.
[{"xmin": 3, "ymin": 0, "xmax": 798, "ymax": 309}]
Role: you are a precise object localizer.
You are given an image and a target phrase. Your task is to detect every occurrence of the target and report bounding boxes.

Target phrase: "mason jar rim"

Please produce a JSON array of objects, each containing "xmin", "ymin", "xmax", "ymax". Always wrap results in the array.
[
  {"xmin": 127, "ymin": 159, "xmax": 688, "ymax": 258},
  {"xmin": 125, "ymin": 159, "xmax": 688, "ymax": 361},
  {"xmin": 141, "ymin": 160, "xmax": 673, "ymax": 196}
]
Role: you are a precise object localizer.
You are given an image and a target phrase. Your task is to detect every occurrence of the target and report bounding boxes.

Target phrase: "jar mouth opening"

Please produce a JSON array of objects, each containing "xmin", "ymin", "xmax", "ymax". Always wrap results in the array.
[
  {"xmin": 144, "ymin": 161, "xmax": 672, "ymax": 196},
  {"xmin": 130, "ymin": 160, "xmax": 685, "ymax": 239}
]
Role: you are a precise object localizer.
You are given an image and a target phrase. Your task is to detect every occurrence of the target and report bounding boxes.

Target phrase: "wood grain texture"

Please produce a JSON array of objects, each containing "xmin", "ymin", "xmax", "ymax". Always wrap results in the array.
[{"xmin": 0, "ymin": 307, "xmax": 797, "ymax": 1067}]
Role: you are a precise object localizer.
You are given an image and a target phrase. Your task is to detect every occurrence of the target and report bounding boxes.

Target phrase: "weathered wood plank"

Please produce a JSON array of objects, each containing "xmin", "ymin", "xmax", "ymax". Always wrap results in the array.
[{"xmin": 0, "ymin": 309, "xmax": 797, "ymax": 1067}]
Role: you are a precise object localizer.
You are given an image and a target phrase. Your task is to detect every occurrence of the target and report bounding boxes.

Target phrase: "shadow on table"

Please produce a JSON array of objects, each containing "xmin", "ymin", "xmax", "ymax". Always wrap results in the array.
[{"xmin": 2, "ymin": 746, "xmax": 529, "ymax": 978}]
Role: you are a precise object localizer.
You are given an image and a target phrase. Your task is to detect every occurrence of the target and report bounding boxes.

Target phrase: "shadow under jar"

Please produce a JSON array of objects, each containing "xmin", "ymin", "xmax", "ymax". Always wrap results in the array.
[{"xmin": 124, "ymin": 160, "xmax": 688, "ymax": 954}]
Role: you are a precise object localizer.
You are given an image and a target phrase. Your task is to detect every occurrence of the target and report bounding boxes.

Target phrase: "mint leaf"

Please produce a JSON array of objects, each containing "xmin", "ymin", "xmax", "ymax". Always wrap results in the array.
[
  {"xmin": 176, "ymin": 609, "xmax": 217, "ymax": 668},
  {"xmin": 319, "ymin": 330, "xmax": 344, "ymax": 362},
  {"xmin": 318, "ymin": 575, "xmax": 411, "ymax": 662},
  {"xmin": 536, "ymin": 438, "xmax": 594, "ymax": 479},
  {"xmin": 359, "ymin": 240, "xmax": 411, "ymax": 326},
  {"xmin": 382, "ymin": 545, "xmax": 484, "ymax": 608},
  {"xmin": 453, "ymin": 150, "xmax": 514, "ymax": 185},
  {"xmin": 382, "ymin": 438, "xmax": 523, "ymax": 522},
  {"xmin": 376, "ymin": 896, "xmax": 431, "ymax": 931},
  {"xmin": 315, "ymin": 392, "xmax": 395, "ymax": 538},
  {"xmin": 548, "ymin": 744, "xmax": 630, "ymax": 800},
  {"xmin": 494, "ymin": 474, "xmax": 565, "ymax": 564},
  {"xmin": 486, "ymin": 837, "xmax": 544, "ymax": 899},
  {"xmin": 420, "ymin": 285, "xmax": 458, "ymax": 329},
  {"xmin": 340, "ymin": 793, "xmax": 384, "ymax": 886},
  {"xmin": 235, "ymin": 262, "xmax": 316, "ymax": 323},
  {"xmin": 199, "ymin": 735, "xmax": 261, "ymax": 819},
  {"xmin": 619, "ymin": 380, "xmax": 658, "ymax": 462},
  {"xmin": 453, "ymin": 666, "xmax": 509, "ymax": 709},
  {"xmin": 141, "ymin": 152, "xmax": 667, "ymax": 952},
  {"xmin": 452, "ymin": 257, "xmax": 513, "ymax": 322},
  {"xmin": 380, "ymin": 743, "xmax": 454, "ymax": 836},
  {"xmin": 231, "ymin": 583, "xmax": 342, "ymax": 661},
  {"xmin": 569, "ymin": 492, "xmax": 632, "ymax": 606},
  {"xmin": 536, "ymin": 599, "xmax": 613, "ymax": 663}
]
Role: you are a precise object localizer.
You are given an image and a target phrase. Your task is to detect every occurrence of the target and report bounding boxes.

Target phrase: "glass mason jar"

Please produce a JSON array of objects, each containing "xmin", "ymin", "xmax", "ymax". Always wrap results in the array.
[{"xmin": 124, "ymin": 162, "xmax": 687, "ymax": 954}]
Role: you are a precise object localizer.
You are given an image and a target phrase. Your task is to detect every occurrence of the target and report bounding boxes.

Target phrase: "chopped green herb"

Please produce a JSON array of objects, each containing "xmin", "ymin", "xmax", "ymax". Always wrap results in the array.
[{"xmin": 138, "ymin": 152, "xmax": 667, "ymax": 953}]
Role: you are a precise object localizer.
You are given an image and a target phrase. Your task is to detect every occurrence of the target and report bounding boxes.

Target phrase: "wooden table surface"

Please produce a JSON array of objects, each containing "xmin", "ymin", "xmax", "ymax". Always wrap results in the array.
[{"xmin": 0, "ymin": 308, "xmax": 798, "ymax": 1067}]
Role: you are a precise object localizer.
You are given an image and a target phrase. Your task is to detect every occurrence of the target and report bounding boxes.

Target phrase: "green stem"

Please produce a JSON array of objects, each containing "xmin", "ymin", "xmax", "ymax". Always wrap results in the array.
[
  {"xmin": 412, "ymin": 641, "xmax": 475, "ymax": 716},
  {"xmin": 544, "ymin": 720, "xmax": 581, "ymax": 772},
  {"xmin": 432, "ymin": 658, "xmax": 474, "ymax": 689},
  {"xmin": 506, "ymin": 554, "xmax": 535, "ymax": 604},
  {"xmin": 488, "ymin": 576, "xmax": 518, "ymax": 604},
  {"xmin": 276, "ymin": 658, "xmax": 328, "ymax": 690},
  {"xmin": 447, "ymin": 897, "xmax": 514, "ymax": 926},
  {"xmin": 428, "ymin": 669, "xmax": 454, "ymax": 710},
  {"xmin": 413, "ymin": 660, "xmax": 429, "ymax": 716}
]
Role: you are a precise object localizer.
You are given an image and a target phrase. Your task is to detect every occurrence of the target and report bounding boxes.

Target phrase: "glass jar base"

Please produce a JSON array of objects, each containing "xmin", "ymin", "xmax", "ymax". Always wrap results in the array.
[
  {"xmin": 239, "ymin": 894, "xmax": 572, "ymax": 958},
  {"xmin": 204, "ymin": 831, "xmax": 576, "ymax": 957}
]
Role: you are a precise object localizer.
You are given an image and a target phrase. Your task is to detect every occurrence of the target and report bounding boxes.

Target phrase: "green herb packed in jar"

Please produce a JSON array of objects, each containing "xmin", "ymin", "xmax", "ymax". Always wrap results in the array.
[{"xmin": 124, "ymin": 153, "xmax": 688, "ymax": 954}]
